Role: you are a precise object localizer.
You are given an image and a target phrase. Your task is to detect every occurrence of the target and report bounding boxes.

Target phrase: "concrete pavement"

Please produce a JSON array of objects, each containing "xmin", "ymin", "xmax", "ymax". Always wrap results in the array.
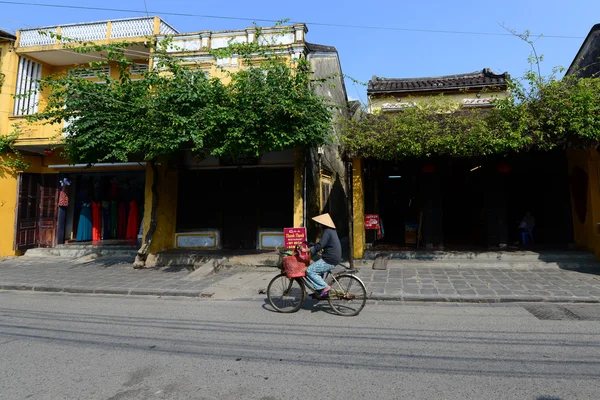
[{"xmin": 1, "ymin": 254, "xmax": 600, "ymax": 302}]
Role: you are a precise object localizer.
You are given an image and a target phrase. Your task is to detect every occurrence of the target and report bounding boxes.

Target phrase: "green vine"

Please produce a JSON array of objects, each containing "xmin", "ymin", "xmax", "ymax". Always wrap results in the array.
[{"xmin": 0, "ymin": 130, "xmax": 30, "ymax": 171}]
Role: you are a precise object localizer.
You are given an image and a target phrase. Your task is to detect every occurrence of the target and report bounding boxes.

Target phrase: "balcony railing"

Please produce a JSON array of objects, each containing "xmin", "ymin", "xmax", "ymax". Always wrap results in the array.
[{"xmin": 18, "ymin": 17, "xmax": 178, "ymax": 48}]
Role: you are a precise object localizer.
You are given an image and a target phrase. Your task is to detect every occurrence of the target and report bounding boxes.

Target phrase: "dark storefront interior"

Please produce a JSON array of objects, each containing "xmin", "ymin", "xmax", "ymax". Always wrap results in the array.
[
  {"xmin": 177, "ymin": 167, "xmax": 294, "ymax": 249},
  {"xmin": 365, "ymin": 150, "xmax": 574, "ymax": 250}
]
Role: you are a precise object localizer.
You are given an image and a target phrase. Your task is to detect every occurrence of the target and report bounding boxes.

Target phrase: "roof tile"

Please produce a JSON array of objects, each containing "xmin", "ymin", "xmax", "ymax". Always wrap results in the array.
[{"xmin": 368, "ymin": 68, "xmax": 509, "ymax": 95}]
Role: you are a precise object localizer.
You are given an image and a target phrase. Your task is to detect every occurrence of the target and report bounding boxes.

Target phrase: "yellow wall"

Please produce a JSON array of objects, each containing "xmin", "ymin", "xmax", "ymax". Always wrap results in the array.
[
  {"xmin": 352, "ymin": 158, "xmax": 365, "ymax": 259},
  {"xmin": 0, "ymin": 163, "xmax": 20, "ymax": 257},
  {"xmin": 567, "ymin": 148, "xmax": 600, "ymax": 259},
  {"xmin": 11, "ymin": 60, "xmax": 149, "ymax": 147},
  {"xmin": 369, "ymin": 90, "xmax": 508, "ymax": 114},
  {"xmin": 293, "ymin": 149, "xmax": 304, "ymax": 228},
  {"xmin": 0, "ymin": 40, "xmax": 17, "ymax": 137}
]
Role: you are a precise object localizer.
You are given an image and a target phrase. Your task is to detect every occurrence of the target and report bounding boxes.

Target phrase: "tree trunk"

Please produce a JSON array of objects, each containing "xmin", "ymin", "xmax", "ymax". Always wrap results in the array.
[{"xmin": 134, "ymin": 161, "xmax": 159, "ymax": 268}]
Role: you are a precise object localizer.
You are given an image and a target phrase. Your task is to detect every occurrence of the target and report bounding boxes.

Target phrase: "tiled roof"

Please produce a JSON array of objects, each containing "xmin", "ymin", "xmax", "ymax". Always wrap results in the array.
[
  {"xmin": 566, "ymin": 24, "xmax": 600, "ymax": 78},
  {"xmin": 306, "ymin": 42, "xmax": 338, "ymax": 53},
  {"xmin": 368, "ymin": 68, "xmax": 509, "ymax": 95},
  {"xmin": 0, "ymin": 30, "xmax": 16, "ymax": 41}
]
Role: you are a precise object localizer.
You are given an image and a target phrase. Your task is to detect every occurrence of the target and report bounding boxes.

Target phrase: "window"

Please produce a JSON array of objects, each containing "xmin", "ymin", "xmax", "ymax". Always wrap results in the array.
[
  {"xmin": 321, "ymin": 172, "xmax": 333, "ymax": 211},
  {"xmin": 70, "ymin": 66, "xmax": 111, "ymax": 79},
  {"xmin": 13, "ymin": 57, "xmax": 42, "ymax": 116},
  {"xmin": 130, "ymin": 63, "xmax": 148, "ymax": 75}
]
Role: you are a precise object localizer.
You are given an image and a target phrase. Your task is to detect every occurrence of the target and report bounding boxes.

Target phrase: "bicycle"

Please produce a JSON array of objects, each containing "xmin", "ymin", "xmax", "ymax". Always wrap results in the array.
[{"xmin": 267, "ymin": 250, "xmax": 368, "ymax": 316}]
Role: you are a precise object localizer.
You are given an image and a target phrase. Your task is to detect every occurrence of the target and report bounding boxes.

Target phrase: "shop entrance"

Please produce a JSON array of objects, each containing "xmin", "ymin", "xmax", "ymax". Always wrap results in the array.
[
  {"xmin": 177, "ymin": 167, "xmax": 294, "ymax": 249},
  {"xmin": 365, "ymin": 151, "xmax": 574, "ymax": 250},
  {"xmin": 364, "ymin": 161, "xmax": 422, "ymax": 248},
  {"xmin": 440, "ymin": 159, "xmax": 487, "ymax": 247},
  {"xmin": 57, "ymin": 171, "xmax": 145, "ymax": 244}
]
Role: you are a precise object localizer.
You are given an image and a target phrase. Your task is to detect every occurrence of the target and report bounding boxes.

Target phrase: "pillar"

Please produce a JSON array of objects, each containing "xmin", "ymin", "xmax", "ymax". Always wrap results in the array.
[{"xmin": 352, "ymin": 158, "xmax": 365, "ymax": 259}]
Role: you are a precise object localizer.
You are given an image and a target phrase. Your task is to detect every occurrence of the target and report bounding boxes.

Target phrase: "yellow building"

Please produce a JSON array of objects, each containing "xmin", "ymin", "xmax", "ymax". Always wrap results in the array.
[
  {"xmin": 351, "ymin": 69, "xmax": 576, "ymax": 259},
  {"xmin": 145, "ymin": 24, "xmax": 349, "ymax": 255},
  {"xmin": 0, "ymin": 17, "xmax": 176, "ymax": 257},
  {"xmin": 565, "ymin": 24, "xmax": 600, "ymax": 259},
  {"xmin": 0, "ymin": 18, "xmax": 349, "ymax": 259}
]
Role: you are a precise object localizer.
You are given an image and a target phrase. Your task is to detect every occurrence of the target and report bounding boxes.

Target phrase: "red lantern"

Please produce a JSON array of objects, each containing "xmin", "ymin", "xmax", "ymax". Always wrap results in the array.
[{"xmin": 43, "ymin": 149, "xmax": 54, "ymax": 156}]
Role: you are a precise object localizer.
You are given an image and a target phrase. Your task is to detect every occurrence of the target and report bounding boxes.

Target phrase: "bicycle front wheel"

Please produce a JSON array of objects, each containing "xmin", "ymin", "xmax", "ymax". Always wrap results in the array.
[
  {"xmin": 328, "ymin": 274, "xmax": 367, "ymax": 316},
  {"xmin": 267, "ymin": 273, "xmax": 306, "ymax": 313}
]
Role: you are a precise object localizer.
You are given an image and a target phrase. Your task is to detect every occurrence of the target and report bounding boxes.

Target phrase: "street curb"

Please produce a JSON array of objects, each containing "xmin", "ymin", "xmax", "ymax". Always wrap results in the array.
[
  {"xmin": 368, "ymin": 293, "xmax": 600, "ymax": 303},
  {"xmin": 0, "ymin": 284, "xmax": 208, "ymax": 298},
  {"xmin": 1, "ymin": 284, "xmax": 598, "ymax": 303}
]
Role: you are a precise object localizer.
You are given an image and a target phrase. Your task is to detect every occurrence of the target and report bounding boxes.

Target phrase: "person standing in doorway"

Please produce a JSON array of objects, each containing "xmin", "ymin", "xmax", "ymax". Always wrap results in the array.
[{"xmin": 302, "ymin": 213, "xmax": 342, "ymax": 297}]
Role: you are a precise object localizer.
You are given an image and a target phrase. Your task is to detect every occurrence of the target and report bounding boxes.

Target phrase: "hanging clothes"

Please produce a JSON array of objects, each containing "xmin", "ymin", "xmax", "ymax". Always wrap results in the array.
[
  {"xmin": 92, "ymin": 201, "xmax": 102, "ymax": 242},
  {"xmin": 117, "ymin": 201, "xmax": 127, "ymax": 239},
  {"xmin": 58, "ymin": 190, "xmax": 69, "ymax": 207},
  {"xmin": 101, "ymin": 201, "xmax": 110, "ymax": 240},
  {"xmin": 76, "ymin": 203, "xmax": 92, "ymax": 242},
  {"xmin": 57, "ymin": 206, "xmax": 67, "ymax": 244},
  {"xmin": 110, "ymin": 201, "xmax": 118, "ymax": 239},
  {"xmin": 126, "ymin": 200, "xmax": 140, "ymax": 240}
]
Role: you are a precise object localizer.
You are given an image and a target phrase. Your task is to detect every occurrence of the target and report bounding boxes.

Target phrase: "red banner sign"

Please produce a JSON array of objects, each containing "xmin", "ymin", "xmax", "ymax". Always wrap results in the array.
[
  {"xmin": 284, "ymin": 227, "xmax": 307, "ymax": 249},
  {"xmin": 365, "ymin": 214, "xmax": 380, "ymax": 230}
]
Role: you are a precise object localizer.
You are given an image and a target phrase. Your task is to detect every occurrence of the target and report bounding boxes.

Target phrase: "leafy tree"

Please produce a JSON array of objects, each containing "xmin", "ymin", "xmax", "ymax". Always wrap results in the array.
[
  {"xmin": 25, "ymin": 27, "xmax": 332, "ymax": 266},
  {"xmin": 343, "ymin": 30, "xmax": 600, "ymax": 160}
]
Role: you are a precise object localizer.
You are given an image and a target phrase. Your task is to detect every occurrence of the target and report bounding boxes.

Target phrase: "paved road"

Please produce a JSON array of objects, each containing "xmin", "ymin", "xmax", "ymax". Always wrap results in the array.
[{"xmin": 0, "ymin": 292, "xmax": 599, "ymax": 399}]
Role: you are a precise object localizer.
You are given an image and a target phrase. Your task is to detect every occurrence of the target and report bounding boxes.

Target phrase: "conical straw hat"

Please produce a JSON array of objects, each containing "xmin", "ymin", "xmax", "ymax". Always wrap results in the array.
[{"xmin": 312, "ymin": 213, "xmax": 336, "ymax": 229}]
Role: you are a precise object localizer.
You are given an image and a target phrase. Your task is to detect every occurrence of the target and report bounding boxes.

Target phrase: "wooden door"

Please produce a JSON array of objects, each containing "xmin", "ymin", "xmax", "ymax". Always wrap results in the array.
[
  {"xmin": 38, "ymin": 175, "xmax": 59, "ymax": 248},
  {"xmin": 15, "ymin": 173, "xmax": 41, "ymax": 250}
]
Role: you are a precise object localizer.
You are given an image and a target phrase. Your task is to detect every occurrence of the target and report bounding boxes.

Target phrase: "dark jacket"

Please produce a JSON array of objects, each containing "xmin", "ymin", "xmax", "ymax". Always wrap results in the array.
[{"xmin": 310, "ymin": 227, "xmax": 342, "ymax": 265}]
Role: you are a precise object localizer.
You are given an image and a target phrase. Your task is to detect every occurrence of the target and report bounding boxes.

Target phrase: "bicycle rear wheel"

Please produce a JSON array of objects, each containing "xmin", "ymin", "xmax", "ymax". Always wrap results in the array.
[
  {"xmin": 267, "ymin": 273, "xmax": 306, "ymax": 313},
  {"xmin": 328, "ymin": 274, "xmax": 367, "ymax": 316}
]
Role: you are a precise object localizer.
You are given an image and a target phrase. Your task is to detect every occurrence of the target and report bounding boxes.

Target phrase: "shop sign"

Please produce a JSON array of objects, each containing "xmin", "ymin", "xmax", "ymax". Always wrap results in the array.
[
  {"xmin": 365, "ymin": 214, "xmax": 380, "ymax": 230},
  {"xmin": 284, "ymin": 227, "xmax": 307, "ymax": 249}
]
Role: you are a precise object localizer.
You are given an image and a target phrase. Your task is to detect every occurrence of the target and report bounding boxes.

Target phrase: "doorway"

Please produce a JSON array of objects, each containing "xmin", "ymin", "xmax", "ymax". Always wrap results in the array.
[{"xmin": 15, "ymin": 173, "xmax": 59, "ymax": 251}]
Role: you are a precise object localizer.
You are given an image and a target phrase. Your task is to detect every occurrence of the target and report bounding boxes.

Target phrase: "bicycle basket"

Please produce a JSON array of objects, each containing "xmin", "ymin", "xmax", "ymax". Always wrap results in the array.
[{"xmin": 282, "ymin": 255, "xmax": 307, "ymax": 278}]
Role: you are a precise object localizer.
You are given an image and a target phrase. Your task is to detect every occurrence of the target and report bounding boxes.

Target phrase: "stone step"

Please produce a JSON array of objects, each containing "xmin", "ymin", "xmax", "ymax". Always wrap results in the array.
[
  {"xmin": 148, "ymin": 251, "xmax": 281, "ymax": 269},
  {"xmin": 24, "ymin": 246, "xmax": 138, "ymax": 259},
  {"xmin": 362, "ymin": 250, "xmax": 597, "ymax": 262}
]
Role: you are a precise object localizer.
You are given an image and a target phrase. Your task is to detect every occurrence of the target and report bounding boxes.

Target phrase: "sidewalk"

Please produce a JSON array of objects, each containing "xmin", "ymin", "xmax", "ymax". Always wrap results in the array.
[{"xmin": 1, "ymin": 255, "xmax": 600, "ymax": 303}]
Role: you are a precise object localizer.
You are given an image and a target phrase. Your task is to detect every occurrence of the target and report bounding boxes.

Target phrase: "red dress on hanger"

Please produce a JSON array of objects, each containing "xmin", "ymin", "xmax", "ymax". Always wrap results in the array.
[
  {"xmin": 126, "ymin": 200, "xmax": 140, "ymax": 240},
  {"xmin": 92, "ymin": 201, "xmax": 101, "ymax": 242}
]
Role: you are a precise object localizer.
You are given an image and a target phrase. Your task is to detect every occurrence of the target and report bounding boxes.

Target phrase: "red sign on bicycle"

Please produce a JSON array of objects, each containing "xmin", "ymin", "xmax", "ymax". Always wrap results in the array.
[{"xmin": 284, "ymin": 227, "xmax": 307, "ymax": 249}]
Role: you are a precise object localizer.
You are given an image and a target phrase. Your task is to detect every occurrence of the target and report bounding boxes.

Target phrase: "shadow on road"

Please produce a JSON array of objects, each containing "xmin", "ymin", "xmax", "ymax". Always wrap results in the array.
[{"xmin": 261, "ymin": 298, "xmax": 337, "ymax": 315}]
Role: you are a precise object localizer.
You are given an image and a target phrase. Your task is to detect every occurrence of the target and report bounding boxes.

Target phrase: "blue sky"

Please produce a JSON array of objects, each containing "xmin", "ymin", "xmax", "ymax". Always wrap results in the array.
[{"xmin": 1, "ymin": 0, "xmax": 598, "ymax": 103}]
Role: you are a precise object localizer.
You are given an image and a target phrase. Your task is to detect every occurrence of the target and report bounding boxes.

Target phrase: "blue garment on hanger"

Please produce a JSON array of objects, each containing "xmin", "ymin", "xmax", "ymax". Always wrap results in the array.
[{"xmin": 76, "ymin": 203, "xmax": 93, "ymax": 242}]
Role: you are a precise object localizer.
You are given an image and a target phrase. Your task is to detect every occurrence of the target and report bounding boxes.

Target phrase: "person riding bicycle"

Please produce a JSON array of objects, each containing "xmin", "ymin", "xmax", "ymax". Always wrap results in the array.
[{"xmin": 301, "ymin": 213, "xmax": 341, "ymax": 298}]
